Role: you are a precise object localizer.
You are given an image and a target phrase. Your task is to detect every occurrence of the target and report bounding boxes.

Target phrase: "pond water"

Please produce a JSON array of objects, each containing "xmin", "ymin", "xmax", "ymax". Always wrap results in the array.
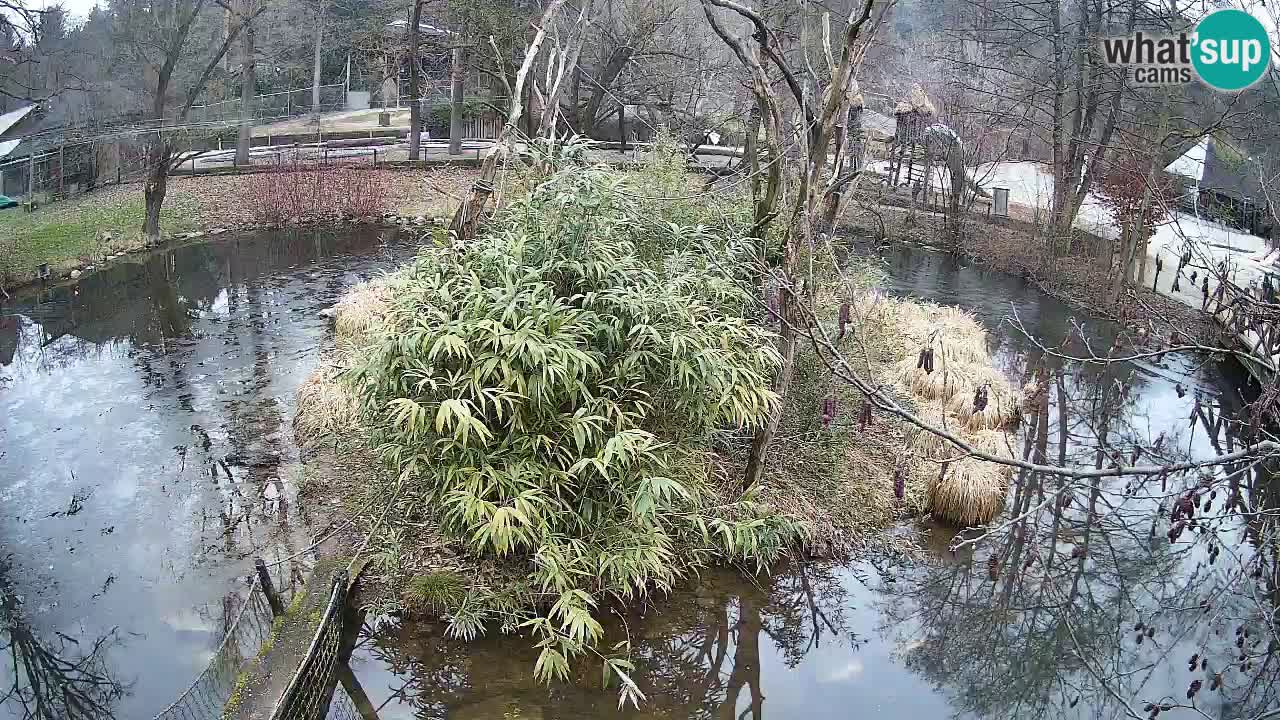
[
  {"xmin": 0, "ymin": 227, "xmax": 414, "ymax": 719},
  {"xmin": 1, "ymin": 231, "xmax": 1274, "ymax": 720},
  {"xmin": 342, "ymin": 244, "xmax": 1279, "ymax": 720}
]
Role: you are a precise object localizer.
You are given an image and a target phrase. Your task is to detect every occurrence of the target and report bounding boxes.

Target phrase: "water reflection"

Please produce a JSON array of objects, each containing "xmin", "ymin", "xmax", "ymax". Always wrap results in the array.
[
  {"xmin": 346, "ymin": 243, "xmax": 1278, "ymax": 720},
  {"xmin": 349, "ymin": 563, "xmax": 884, "ymax": 720},
  {"xmin": 0, "ymin": 227, "xmax": 413, "ymax": 718},
  {"xmin": 0, "ymin": 555, "xmax": 127, "ymax": 719}
]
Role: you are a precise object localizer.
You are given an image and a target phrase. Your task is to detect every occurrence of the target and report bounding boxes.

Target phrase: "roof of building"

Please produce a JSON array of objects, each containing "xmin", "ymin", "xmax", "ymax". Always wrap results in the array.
[
  {"xmin": 1164, "ymin": 138, "xmax": 1207, "ymax": 180},
  {"xmin": 0, "ymin": 104, "xmax": 36, "ymax": 137},
  {"xmin": 1164, "ymin": 137, "xmax": 1261, "ymax": 202},
  {"xmin": 0, "ymin": 138, "xmax": 21, "ymax": 161},
  {"xmin": 862, "ymin": 110, "xmax": 896, "ymax": 141},
  {"xmin": 384, "ymin": 19, "xmax": 453, "ymax": 37}
]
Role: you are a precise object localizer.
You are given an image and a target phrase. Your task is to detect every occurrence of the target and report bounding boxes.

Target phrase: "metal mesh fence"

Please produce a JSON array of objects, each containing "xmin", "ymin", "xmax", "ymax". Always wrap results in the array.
[
  {"xmin": 269, "ymin": 571, "xmax": 350, "ymax": 720},
  {"xmin": 152, "ymin": 577, "xmax": 277, "ymax": 720},
  {"xmin": 187, "ymin": 85, "xmax": 347, "ymax": 125},
  {"xmin": 323, "ymin": 684, "xmax": 364, "ymax": 720}
]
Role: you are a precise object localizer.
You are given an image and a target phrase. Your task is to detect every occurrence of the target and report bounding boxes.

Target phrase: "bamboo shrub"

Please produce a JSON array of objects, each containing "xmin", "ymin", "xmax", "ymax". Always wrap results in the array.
[{"xmin": 346, "ymin": 167, "xmax": 804, "ymax": 690}]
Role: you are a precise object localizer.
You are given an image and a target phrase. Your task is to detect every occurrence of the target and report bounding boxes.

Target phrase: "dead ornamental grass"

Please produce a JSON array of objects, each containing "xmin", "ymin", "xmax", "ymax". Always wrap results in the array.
[
  {"xmin": 925, "ymin": 430, "xmax": 1016, "ymax": 528},
  {"xmin": 865, "ymin": 293, "xmax": 1021, "ymax": 527},
  {"xmin": 332, "ymin": 277, "xmax": 394, "ymax": 347},
  {"xmin": 294, "ymin": 365, "xmax": 362, "ymax": 448},
  {"xmin": 943, "ymin": 364, "xmax": 1020, "ymax": 431},
  {"xmin": 295, "ymin": 275, "xmax": 396, "ymax": 448}
]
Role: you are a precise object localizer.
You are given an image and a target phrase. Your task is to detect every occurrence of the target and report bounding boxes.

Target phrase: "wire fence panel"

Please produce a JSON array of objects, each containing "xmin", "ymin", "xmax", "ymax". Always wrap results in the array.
[
  {"xmin": 187, "ymin": 85, "xmax": 347, "ymax": 125},
  {"xmin": 152, "ymin": 577, "xmax": 277, "ymax": 720},
  {"xmin": 323, "ymin": 685, "xmax": 364, "ymax": 720},
  {"xmin": 269, "ymin": 571, "xmax": 350, "ymax": 720}
]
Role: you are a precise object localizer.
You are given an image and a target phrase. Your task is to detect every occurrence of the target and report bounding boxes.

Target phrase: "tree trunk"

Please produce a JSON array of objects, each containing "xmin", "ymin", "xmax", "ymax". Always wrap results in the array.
[
  {"xmin": 742, "ymin": 317, "xmax": 795, "ymax": 490},
  {"xmin": 744, "ymin": 104, "xmax": 761, "ymax": 203},
  {"xmin": 579, "ymin": 48, "xmax": 633, "ymax": 134},
  {"xmin": 311, "ymin": 9, "xmax": 322, "ymax": 115},
  {"xmin": 235, "ymin": 0, "xmax": 256, "ymax": 166},
  {"xmin": 407, "ymin": 1, "xmax": 422, "ymax": 160},
  {"xmin": 1048, "ymin": 0, "xmax": 1068, "ymax": 260},
  {"xmin": 1136, "ymin": 238, "xmax": 1150, "ymax": 285},
  {"xmin": 143, "ymin": 137, "xmax": 169, "ymax": 245},
  {"xmin": 1109, "ymin": 224, "xmax": 1136, "ymax": 305},
  {"xmin": 449, "ymin": 46, "xmax": 465, "ymax": 155}
]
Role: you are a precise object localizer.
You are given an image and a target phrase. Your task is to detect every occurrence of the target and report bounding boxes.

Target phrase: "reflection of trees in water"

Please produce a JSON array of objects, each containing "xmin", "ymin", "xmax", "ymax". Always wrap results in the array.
[
  {"xmin": 357, "ymin": 563, "xmax": 861, "ymax": 720},
  {"xmin": 0, "ymin": 558, "xmax": 126, "ymax": 719},
  {"xmin": 877, "ymin": 362, "xmax": 1280, "ymax": 720}
]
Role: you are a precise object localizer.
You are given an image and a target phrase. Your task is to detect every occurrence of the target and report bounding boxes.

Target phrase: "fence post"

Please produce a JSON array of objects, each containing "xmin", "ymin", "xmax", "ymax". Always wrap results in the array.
[
  {"xmin": 255, "ymin": 558, "xmax": 286, "ymax": 617},
  {"xmin": 58, "ymin": 144, "xmax": 65, "ymax": 196},
  {"xmin": 619, "ymin": 105, "xmax": 627, "ymax": 154}
]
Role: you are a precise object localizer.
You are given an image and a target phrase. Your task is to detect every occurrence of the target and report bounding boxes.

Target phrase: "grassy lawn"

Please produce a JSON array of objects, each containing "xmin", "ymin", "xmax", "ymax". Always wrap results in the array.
[
  {"xmin": 0, "ymin": 185, "xmax": 197, "ymax": 287},
  {"xmin": 0, "ymin": 167, "xmax": 477, "ymax": 290}
]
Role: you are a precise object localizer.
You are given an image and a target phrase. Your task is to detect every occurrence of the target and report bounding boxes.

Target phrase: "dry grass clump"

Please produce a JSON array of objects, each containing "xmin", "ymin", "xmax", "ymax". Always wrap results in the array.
[
  {"xmin": 838, "ymin": 291, "xmax": 1020, "ymax": 529},
  {"xmin": 754, "ymin": 280, "xmax": 1026, "ymax": 553},
  {"xmin": 294, "ymin": 364, "xmax": 362, "ymax": 448},
  {"xmin": 332, "ymin": 278, "xmax": 393, "ymax": 347},
  {"xmin": 943, "ymin": 364, "xmax": 1020, "ymax": 431},
  {"xmin": 925, "ymin": 430, "xmax": 1016, "ymax": 527},
  {"xmin": 294, "ymin": 277, "xmax": 397, "ymax": 447},
  {"xmin": 897, "ymin": 358, "xmax": 971, "ymax": 401},
  {"xmin": 906, "ymin": 405, "xmax": 962, "ymax": 461},
  {"xmin": 887, "ymin": 299, "xmax": 990, "ymax": 364}
]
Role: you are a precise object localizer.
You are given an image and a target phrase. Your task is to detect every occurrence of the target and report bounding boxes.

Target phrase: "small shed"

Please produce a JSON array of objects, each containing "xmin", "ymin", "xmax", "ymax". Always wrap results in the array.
[
  {"xmin": 1164, "ymin": 137, "xmax": 1268, "ymax": 235},
  {"xmin": 0, "ymin": 104, "xmax": 39, "ymax": 196}
]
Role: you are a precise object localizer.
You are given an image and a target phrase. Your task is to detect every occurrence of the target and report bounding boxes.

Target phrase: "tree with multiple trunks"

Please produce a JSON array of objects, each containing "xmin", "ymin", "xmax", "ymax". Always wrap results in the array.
[{"xmin": 109, "ymin": 0, "xmax": 265, "ymax": 243}]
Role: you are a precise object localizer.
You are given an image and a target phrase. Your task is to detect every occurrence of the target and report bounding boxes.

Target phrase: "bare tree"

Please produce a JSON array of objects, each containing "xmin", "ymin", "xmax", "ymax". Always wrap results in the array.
[
  {"xmin": 448, "ymin": 44, "xmax": 464, "ymax": 154},
  {"xmin": 234, "ymin": 0, "xmax": 258, "ymax": 166},
  {"xmin": 701, "ymin": 0, "xmax": 881, "ymax": 490},
  {"xmin": 408, "ymin": 0, "xmax": 424, "ymax": 160},
  {"xmin": 115, "ymin": 0, "xmax": 264, "ymax": 243},
  {"xmin": 448, "ymin": 0, "xmax": 588, "ymax": 242},
  {"xmin": 311, "ymin": 0, "xmax": 323, "ymax": 114}
]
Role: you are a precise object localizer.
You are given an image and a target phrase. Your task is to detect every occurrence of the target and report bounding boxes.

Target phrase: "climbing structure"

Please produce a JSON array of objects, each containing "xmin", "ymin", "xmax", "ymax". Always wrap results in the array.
[
  {"xmin": 887, "ymin": 85, "xmax": 936, "ymax": 189},
  {"xmin": 887, "ymin": 85, "xmax": 988, "ymax": 204}
]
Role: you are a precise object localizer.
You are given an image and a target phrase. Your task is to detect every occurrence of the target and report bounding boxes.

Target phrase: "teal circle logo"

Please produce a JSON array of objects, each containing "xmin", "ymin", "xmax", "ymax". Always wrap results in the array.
[{"xmin": 1192, "ymin": 9, "xmax": 1271, "ymax": 91}]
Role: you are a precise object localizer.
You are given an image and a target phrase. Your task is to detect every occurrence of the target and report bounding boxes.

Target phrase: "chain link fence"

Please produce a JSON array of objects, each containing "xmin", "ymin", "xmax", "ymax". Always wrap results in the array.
[
  {"xmin": 269, "ymin": 570, "xmax": 350, "ymax": 720},
  {"xmin": 151, "ymin": 574, "xmax": 279, "ymax": 720}
]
